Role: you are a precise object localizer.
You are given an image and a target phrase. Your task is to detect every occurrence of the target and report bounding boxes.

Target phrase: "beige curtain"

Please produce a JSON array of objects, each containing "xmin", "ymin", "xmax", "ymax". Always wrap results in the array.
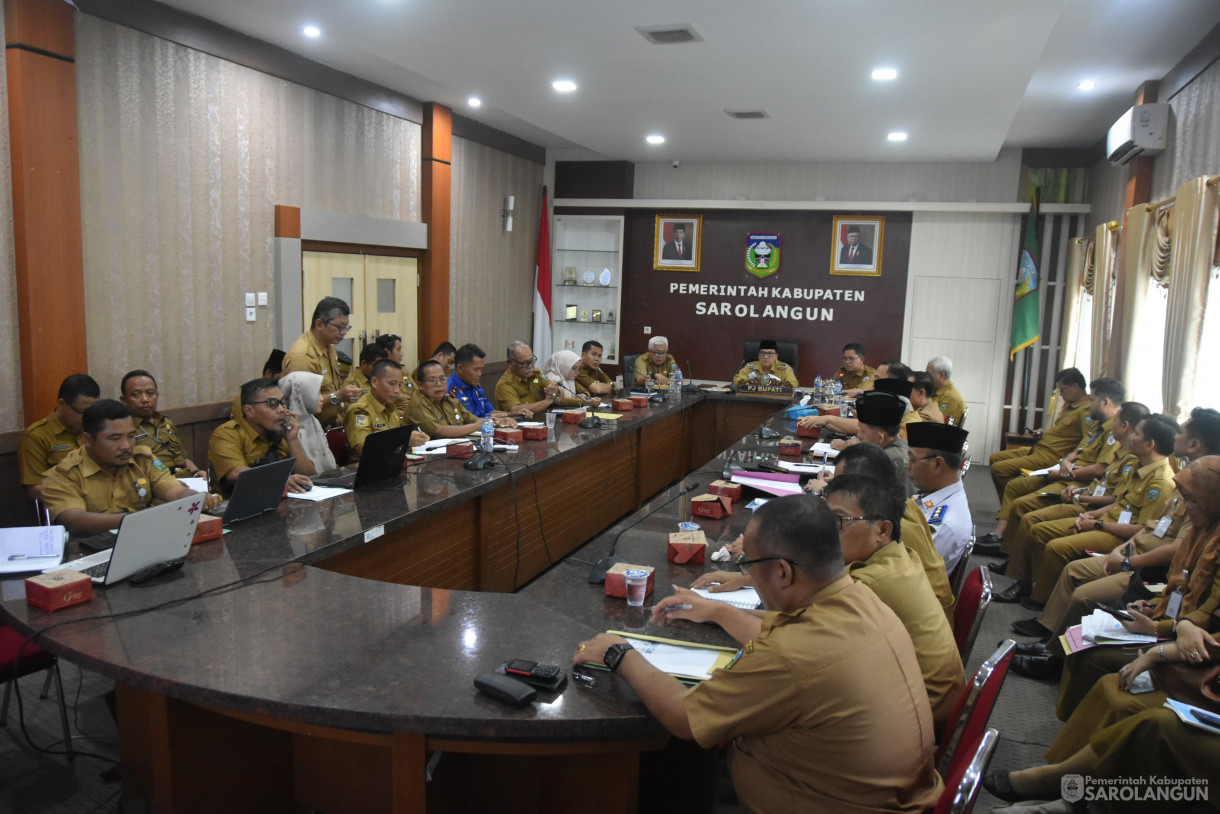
[
  {"xmin": 1059, "ymin": 237, "xmax": 1088, "ymax": 372},
  {"xmin": 1163, "ymin": 176, "xmax": 1220, "ymax": 418},
  {"xmin": 1089, "ymin": 221, "xmax": 1121, "ymax": 377},
  {"xmin": 1118, "ymin": 202, "xmax": 1169, "ymax": 410},
  {"xmin": 0, "ymin": 10, "xmax": 21, "ymax": 432}
]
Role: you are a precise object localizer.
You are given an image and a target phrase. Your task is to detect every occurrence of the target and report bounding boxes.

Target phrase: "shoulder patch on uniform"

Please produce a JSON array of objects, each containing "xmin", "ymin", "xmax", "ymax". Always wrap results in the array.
[
  {"xmin": 1123, "ymin": 465, "xmax": 1133, "ymax": 475},
  {"xmin": 354, "ymin": 413, "xmax": 370, "ymax": 428},
  {"xmin": 1107, "ymin": 434, "xmax": 1115, "ymax": 445},
  {"xmin": 928, "ymin": 505, "xmax": 948, "ymax": 524},
  {"xmin": 1147, "ymin": 489, "xmax": 1160, "ymax": 502},
  {"xmin": 152, "ymin": 458, "xmax": 168, "ymax": 471}
]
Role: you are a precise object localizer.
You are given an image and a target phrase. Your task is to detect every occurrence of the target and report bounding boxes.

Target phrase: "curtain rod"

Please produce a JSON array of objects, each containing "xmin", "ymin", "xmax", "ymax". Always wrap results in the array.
[{"xmin": 1144, "ymin": 197, "xmax": 1175, "ymax": 212}]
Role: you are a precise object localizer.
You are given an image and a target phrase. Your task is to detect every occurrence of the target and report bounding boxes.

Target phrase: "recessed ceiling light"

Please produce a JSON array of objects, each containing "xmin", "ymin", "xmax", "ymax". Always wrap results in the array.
[
  {"xmin": 303, "ymin": 25, "xmax": 321, "ymax": 38},
  {"xmin": 1077, "ymin": 79, "xmax": 1096, "ymax": 91},
  {"xmin": 887, "ymin": 131, "xmax": 908, "ymax": 142},
  {"xmin": 552, "ymin": 79, "xmax": 577, "ymax": 93},
  {"xmin": 468, "ymin": 96, "xmax": 482, "ymax": 108},
  {"xmin": 871, "ymin": 68, "xmax": 898, "ymax": 81},
  {"xmin": 645, "ymin": 134, "xmax": 665, "ymax": 145}
]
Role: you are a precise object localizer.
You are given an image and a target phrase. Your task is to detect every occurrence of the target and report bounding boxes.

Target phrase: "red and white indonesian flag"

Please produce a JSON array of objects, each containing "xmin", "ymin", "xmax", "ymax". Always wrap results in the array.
[{"xmin": 532, "ymin": 188, "xmax": 552, "ymax": 362}]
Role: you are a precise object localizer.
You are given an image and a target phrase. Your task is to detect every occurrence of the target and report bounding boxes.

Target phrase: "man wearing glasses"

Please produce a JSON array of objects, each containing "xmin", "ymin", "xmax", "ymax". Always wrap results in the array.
[
  {"xmin": 906, "ymin": 422, "xmax": 972, "ymax": 573},
  {"xmin": 409, "ymin": 360, "xmax": 516, "ymax": 438},
  {"xmin": 19, "ymin": 373, "xmax": 100, "ymax": 502},
  {"xmin": 836, "ymin": 342, "xmax": 877, "ymax": 396},
  {"xmin": 208, "ymin": 378, "xmax": 317, "ymax": 496},
  {"xmin": 284, "ymin": 296, "xmax": 362, "ymax": 427},
  {"xmin": 732, "ymin": 340, "xmax": 799, "ymax": 389},
  {"xmin": 633, "ymin": 336, "xmax": 679, "ymax": 386},
  {"xmin": 573, "ymin": 495, "xmax": 943, "ymax": 813},
  {"xmin": 493, "ymin": 341, "xmax": 560, "ymax": 418}
]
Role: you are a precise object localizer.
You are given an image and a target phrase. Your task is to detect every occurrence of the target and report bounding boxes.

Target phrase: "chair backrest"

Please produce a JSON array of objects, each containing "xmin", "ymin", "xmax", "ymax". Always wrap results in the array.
[
  {"xmin": 622, "ymin": 353, "xmax": 642, "ymax": 386},
  {"xmin": 958, "ymin": 406, "xmax": 970, "ymax": 429},
  {"xmin": 326, "ymin": 426, "xmax": 350, "ymax": 467},
  {"xmin": 949, "ymin": 535, "xmax": 977, "ymax": 597},
  {"xmin": 953, "ymin": 565, "xmax": 991, "ymax": 660},
  {"xmin": 934, "ymin": 639, "xmax": 1014, "ymax": 774},
  {"xmin": 934, "ymin": 727, "xmax": 999, "ymax": 814},
  {"xmin": 742, "ymin": 338, "xmax": 799, "ymax": 373}
]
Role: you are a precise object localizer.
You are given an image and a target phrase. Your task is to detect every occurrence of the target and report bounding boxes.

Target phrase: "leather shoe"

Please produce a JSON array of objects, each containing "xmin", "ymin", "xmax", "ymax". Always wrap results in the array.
[
  {"xmin": 1013, "ymin": 641, "xmax": 1053, "ymax": 656},
  {"xmin": 1011, "ymin": 617, "xmax": 1051, "ymax": 638},
  {"xmin": 1020, "ymin": 596, "xmax": 1046, "ymax": 612},
  {"xmin": 1012, "ymin": 652, "xmax": 1063, "ymax": 681},
  {"xmin": 994, "ymin": 582, "xmax": 1030, "ymax": 603},
  {"xmin": 983, "ymin": 771, "xmax": 1034, "ymax": 803},
  {"xmin": 973, "ymin": 533, "xmax": 1004, "ymax": 554},
  {"xmin": 989, "ymin": 559, "xmax": 1008, "ymax": 576}
]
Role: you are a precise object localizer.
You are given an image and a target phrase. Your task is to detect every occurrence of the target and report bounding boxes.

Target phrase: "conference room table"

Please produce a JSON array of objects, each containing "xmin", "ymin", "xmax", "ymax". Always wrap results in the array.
[{"xmin": 0, "ymin": 388, "xmax": 810, "ymax": 814}]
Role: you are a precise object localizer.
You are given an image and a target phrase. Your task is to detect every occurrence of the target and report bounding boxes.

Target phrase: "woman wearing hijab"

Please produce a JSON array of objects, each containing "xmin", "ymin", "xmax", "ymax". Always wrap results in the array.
[
  {"xmin": 278, "ymin": 371, "xmax": 338, "ymax": 472},
  {"xmin": 541, "ymin": 349, "xmax": 594, "ymax": 408}
]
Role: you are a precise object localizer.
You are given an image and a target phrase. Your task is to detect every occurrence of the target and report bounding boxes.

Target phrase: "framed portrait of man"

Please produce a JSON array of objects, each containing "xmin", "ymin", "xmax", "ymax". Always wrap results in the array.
[
  {"xmin": 654, "ymin": 215, "xmax": 702, "ymax": 271},
  {"xmin": 830, "ymin": 216, "xmax": 884, "ymax": 276}
]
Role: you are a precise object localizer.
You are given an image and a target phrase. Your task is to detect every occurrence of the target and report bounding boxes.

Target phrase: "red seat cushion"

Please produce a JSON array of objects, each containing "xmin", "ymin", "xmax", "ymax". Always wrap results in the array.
[{"xmin": 0, "ymin": 626, "xmax": 54, "ymax": 676}]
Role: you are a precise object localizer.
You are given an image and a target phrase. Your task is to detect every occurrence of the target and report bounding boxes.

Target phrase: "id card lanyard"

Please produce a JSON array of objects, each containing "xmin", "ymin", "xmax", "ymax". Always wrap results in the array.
[{"xmin": 1163, "ymin": 569, "xmax": 1188, "ymax": 619}]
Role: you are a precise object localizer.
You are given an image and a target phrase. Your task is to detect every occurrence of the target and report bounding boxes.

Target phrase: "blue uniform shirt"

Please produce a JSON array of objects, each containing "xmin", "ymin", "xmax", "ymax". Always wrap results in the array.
[{"xmin": 447, "ymin": 372, "xmax": 496, "ymax": 418}]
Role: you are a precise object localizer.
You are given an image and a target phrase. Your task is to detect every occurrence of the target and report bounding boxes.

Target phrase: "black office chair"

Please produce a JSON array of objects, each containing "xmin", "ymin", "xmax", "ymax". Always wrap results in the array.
[
  {"xmin": 622, "ymin": 353, "xmax": 642, "ymax": 388},
  {"xmin": 742, "ymin": 338, "xmax": 799, "ymax": 372}
]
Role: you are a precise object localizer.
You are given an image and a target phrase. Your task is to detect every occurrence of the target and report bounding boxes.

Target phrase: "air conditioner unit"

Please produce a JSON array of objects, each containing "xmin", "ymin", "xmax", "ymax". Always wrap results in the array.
[{"xmin": 1107, "ymin": 103, "xmax": 1168, "ymax": 166}]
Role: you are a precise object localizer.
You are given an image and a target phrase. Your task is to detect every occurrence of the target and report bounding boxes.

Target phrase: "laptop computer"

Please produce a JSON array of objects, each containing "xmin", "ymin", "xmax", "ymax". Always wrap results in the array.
[
  {"xmin": 313, "ymin": 425, "xmax": 417, "ymax": 490},
  {"xmin": 52, "ymin": 493, "xmax": 205, "ymax": 586},
  {"xmin": 210, "ymin": 457, "xmax": 297, "ymax": 525}
]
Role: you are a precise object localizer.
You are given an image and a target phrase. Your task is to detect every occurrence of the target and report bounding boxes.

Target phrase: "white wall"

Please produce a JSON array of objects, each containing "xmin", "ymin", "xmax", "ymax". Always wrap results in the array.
[{"xmin": 904, "ymin": 212, "xmax": 1023, "ymax": 460}]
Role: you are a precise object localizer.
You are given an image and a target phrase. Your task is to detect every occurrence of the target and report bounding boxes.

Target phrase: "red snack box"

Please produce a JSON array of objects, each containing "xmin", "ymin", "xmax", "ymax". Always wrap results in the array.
[
  {"xmin": 494, "ymin": 427, "xmax": 523, "ymax": 444},
  {"xmin": 667, "ymin": 530, "xmax": 707, "ymax": 564},
  {"xmin": 819, "ymin": 405, "xmax": 841, "ymax": 417},
  {"xmin": 561, "ymin": 409, "xmax": 587, "ymax": 424},
  {"xmin": 192, "ymin": 515, "xmax": 223, "ymax": 544},
  {"xmin": 630, "ymin": 396, "xmax": 650, "ymax": 408},
  {"xmin": 708, "ymin": 480, "xmax": 743, "ymax": 502},
  {"xmin": 691, "ymin": 493, "xmax": 732, "ymax": 519},
  {"xmin": 612, "ymin": 398, "xmax": 635, "ymax": 411},
  {"xmin": 604, "ymin": 562, "xmax": 655, "ymax": 599},
  {"xmin": 447, "ymin": 442, "xmax": 475, "ymax": 458},
  {"xmin": 778, "ymin": 438, "xmax": 803, "ymax": 456},
  {"xmin": 796, "ymin": 423, "xmax": 819, "ymax": 438},
  {"xmin": 25, "ymin": 569, "xmax": 93, "ymax": 612},
  {"xmin": 521, "ymin": 425, "xmax": 548, "ymax": 440}
]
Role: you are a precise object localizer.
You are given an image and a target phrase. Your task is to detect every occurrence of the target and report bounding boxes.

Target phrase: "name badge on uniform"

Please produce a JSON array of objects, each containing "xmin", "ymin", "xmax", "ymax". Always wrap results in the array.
[
  {"xmin": 50, "ymin": 444, "xmax": 71, "ymax": 451},
  {"xmin": 1153, "ymin": 515, "xmax": 1173, "ymax": 538},
  {"xmin": 134, "ymin": 432, "xmax": 150, "ymax": 441},
  {"xmin": 1092, "ymin": 484, "xmax": 1106, "ymax": 497},
  {"xmin": 1164, "ymin": 589, "xmax": 1184, "ymax": 620},
  {"xmin": 1117, "ymin": 510, "xmax": 1133, "ymax": 525},
  {"xmin": 928, "ymin": 505, "xmax": 948, "ymax": 524}
]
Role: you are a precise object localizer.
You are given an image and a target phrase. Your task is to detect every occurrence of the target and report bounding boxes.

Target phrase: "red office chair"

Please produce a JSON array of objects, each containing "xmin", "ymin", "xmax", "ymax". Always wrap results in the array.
[
  {"xmin": 934, "ymin": 727, "xmax": 999, "ymax": 814},
  {"xmin": 948, "ymin": 535, "xmax": 977, "ymax": 598},
  {"xmin": 326, "ymin": 427, "xmax": 350, "ymax": 467},
  {"xmin": 953, "ymin": 565, "xmax": 992, "ymax": 661},
  {"xmin": 0, "ymin": 626, "xmax": 73, "ymax": 758},
  {"xmin": 935, "ymin": 640, "xmax": 1015, "ymax": 774}
]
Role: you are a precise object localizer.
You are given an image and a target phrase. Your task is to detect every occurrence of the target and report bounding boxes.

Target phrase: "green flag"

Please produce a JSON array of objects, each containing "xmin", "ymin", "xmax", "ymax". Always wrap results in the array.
[{"xmin": 1011, "ymin": 191, "xmax": 1041, "ymax": 359}]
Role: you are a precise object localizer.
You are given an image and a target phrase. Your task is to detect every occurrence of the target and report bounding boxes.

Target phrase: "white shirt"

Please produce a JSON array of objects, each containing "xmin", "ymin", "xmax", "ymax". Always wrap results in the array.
[{"xmin": 915, "ymin": 480, "xmax": 972, "ymax": 573}]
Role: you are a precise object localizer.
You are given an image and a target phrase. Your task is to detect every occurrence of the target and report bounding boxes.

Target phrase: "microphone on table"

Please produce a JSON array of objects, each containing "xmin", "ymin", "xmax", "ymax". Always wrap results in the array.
[
  {"xmin": 587, "ymin": 480, "xmax": 701, "ymax": 584},
  {"xmin": 683, "ymin": 360, "xmax": 700, "ymax": 393},
  {"xmin": 554, "ymin": 382, "xmax": 604, "ymax": 428}
]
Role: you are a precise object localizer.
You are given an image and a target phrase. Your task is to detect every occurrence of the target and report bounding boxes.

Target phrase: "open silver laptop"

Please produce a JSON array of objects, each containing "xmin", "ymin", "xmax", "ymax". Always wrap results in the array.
[{"xmin": 51, "ymin": 493, "xmax": 205, "ymax": 586}]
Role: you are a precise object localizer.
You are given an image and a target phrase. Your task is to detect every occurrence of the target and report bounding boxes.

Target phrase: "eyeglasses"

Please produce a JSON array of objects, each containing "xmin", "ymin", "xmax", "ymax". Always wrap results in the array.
[
  {"xmin": 422, "ymin": 378, "xmax": 447, "ymax": 386},
  {"xmin": 841, "ymin": 355, "xmax": 860, "ymax": 362},
  {"xmin": 734, "ymin": 554, "xmax": 798, "ymax": 575},
  {"xmin": 248, "ymin": 398, "xmax": 286, "ymax": 410},
  {"xmin": 648, "ymin": 349, "xmax": 668, "ymax": 356},
  {"xmin": 327, "ymin": 321, "xmax": 353, "ymax": 333},
  {"xmin": 759, "ymin": 350, "xmax": 777, "ymax": 356},
  {"xmin": 832, "ymin": 514, "xmax": 881, "ymax": 530},
  {"xmin": 510, "ymin": 356, "xmax": 537, "ymax": 367},
  {"xmin": 63, "ymin": 400, "xmax": 89, "ymax": 415}
]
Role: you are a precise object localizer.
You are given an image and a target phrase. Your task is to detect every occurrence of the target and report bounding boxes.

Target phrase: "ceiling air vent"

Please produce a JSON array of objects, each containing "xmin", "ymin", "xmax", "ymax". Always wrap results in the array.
[
  {"xmin": 725, "ymin": 109, "xmax": 771, "ymax": 120},
  {"xmin": 636, "ymin": 25, "xmax": 702, "ymax": 45}
]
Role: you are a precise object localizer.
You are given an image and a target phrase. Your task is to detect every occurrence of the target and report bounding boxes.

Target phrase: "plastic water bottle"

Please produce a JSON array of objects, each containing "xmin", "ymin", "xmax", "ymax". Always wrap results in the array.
[
  {"xmin": 672, "ymin": 368, "xmax": 683, "ymax": 399},
  {"xmin": 814, "ymin": 374, "xmax": 823, "ymax": 396},
  {"xmin": 832, "ymin": 379, "xmax": 843, "ymax": 406},
  {"xmin": 480, "ymin": 416, "xmax": 494, "ymax": 453}
]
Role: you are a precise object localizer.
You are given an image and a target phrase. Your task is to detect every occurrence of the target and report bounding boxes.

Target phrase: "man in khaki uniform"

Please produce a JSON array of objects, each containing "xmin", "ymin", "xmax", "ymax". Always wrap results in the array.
[
  {"xmin": 208, "ymin": 378, "xmax": 317, "ymax": 496},
  {"xmin": 409, "ymin": 360, "xmax": 517, "ymax": 438},
  {"xmin": 42, "ymin": 400, "xmax": 215, "ymax": 536},
  {"xmin": 908, "ymin": 372, "xmax": 944, "ymax": 424},
  {"xmin": 633, "ymin": 335, "xmax": 679, "ymax": 385},
  {"xmin": 575, "ymin": 340, "xmax": 614, "ymax": 396},
  {"xmin": 374, "ymin": 333, "xmax": 419, "ymax": 415},
  {"xmin": 1023, "ymin": 414, "xmax": 1179, "ymax": 607},
  {"xmin": 574, "ymin": 495, "xmax": 943, "ymax": 814},
  {"xmin": 836, "ymin": 342, "xmax": 877, "ymax": 394},
  {"xmin": 345, "ymin": 344, "xmax": 387, "ymax": 397},
  {"xmin": 985, "ymin": 378, "xmax": 1126, "ymax": 550},
  {"xmin": 926, "ymin": 355, "xmax": 966, "ymax": 427},
  {"xmin": 987, "ymin": 367, "xmax": 1090, "ymax": 503},
  {"xmin": 18, "ymin": 374, "xmax": 100, "ymax": 502},
  {"xmin": 284, "ymin": 296, "xmax": 362, "ymax": 427},
  {"xmin": 343, "ymin": 360, "xmax": 428, "ymax": 460},
  {"xmin": 119, "ymin": 370, "xmax": 206, "ymax": 478},
  {"xmin": 732, "ymin": 340, "xmax": 799, "ymax": 389},
  {"xmin": 494, "ymin": 340, "xmax": 559, "ymax": 416}
]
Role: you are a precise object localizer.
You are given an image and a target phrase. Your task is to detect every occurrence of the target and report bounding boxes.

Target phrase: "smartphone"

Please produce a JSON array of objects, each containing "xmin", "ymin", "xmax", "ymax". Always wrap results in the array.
[{"xmin": 1085, "ymin": 598, "xmax": 1134, "ymax": 622}]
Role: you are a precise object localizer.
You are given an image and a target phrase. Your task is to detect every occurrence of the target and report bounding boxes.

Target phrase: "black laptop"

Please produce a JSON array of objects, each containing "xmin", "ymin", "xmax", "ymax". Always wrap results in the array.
[
  {"xmin": 313, "ymin": 424, "xmax": 417, "ymax": 490},
  {"xmin": 210, "ymin": 457, "xmax": 297, "ymax": 525}
]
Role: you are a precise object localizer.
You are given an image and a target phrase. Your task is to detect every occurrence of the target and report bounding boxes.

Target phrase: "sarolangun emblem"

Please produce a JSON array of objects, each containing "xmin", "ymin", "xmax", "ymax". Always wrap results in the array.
[{"xmin": 745, "ymin": 233, "xmax": 781, "ymax": 279}]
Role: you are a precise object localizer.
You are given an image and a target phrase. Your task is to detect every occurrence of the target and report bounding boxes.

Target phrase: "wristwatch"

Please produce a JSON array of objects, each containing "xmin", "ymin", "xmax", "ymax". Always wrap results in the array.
[
  {"xmin": 1121, "ymin": 557, "xmax": 1132, "ymax": 572},
  {"xmin": 329, "ymin": 392, "xmax": 340, "ymax": 406},
  {"xmin": 1095, "ymin": 519, "xmax": 1104, "ymax": 532},
  {"xmin": 603, "ymin": 642, "xmax": 634, "ymax": 672}
]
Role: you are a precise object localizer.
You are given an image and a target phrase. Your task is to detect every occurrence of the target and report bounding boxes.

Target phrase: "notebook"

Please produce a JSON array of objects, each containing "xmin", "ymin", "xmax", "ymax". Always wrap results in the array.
[
  {"xmin": 691, "ymin": 585, "xmax": 762, "ymax": 609},
  {"xmin": 211, "ymin": 457, "xmax": 297, "ymax": 525},
  {"xmin": 52, "ymin": 493, "xmax": 204, "ymax": 586},
  {"xmin": 313, "ymin": 424, "xmax": 417, "ymax": 490}
]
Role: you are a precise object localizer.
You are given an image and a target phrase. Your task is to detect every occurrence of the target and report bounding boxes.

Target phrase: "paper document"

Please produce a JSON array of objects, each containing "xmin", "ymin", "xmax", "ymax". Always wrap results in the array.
[
  {"xmin": 692, "ymin": 585, "xmax": 761, "ymax": 609},
  {"xmin": 1165, "ymin": 699, "xmax": 1220, "ymax": 736},
  {"xmin": 775, "ymin": 461, "xmax": 832, "ymax": 475},
  {"xmin": 1080, "ymin": 609, "xmax": 1156, "ymax": 645},
  {"xmin": 592, "ymin": 412, "xmax": 624, "ymax": 420},
  {"xmin": 809, "ymin": 443, "xmax": 840, "ymax": 457},
  {"xmin": 1024, "ymin": 466, "xmax": 1054, "ymax": 476},
  {"xmin": 0, "ymin": 526, "xmax": 67, "ymax": 573},
  {"xmin": 179, "ymin": 477, "xmax": 209, "ymax": 494},
  {"xmin": 286, "ymin": 485, "xmax": 352, "ymax": 502},
  {"xmin": 731, "ymin": 472, "xmax": 804, "ymax": 497}
]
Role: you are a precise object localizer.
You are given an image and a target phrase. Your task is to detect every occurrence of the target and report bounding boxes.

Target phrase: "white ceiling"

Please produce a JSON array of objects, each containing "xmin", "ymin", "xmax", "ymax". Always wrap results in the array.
[{"xmin": 155, "ymin": 0, "xmax": 1220, "ymax": 164}]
